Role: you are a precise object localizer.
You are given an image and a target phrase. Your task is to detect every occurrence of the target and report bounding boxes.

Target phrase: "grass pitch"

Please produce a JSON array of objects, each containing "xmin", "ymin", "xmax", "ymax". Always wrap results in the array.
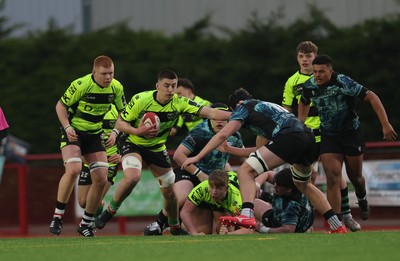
[{"xmin": 1, "ymin": 231, "xmax": 399, "ymax": 261}]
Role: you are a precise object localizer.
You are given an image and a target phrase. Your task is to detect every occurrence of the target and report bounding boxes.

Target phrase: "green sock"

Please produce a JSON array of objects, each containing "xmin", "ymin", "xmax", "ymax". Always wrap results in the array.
[
  {"xmin": 94, "ymin": 204, "xmax": 104, "ymax": 218},
  {"xmin": 108, "ymin": 199, "xmax": 121, "ymax": 214},
  {"xmin": 167, "ymin": 217, "xmax": 180, "ymax": 226},
  {"xmin": 341, "ymin": 187, "xmax": 351, "ymax": 215}
]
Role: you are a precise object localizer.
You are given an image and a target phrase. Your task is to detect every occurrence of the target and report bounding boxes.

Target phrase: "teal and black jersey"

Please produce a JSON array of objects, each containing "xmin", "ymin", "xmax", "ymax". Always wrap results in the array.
[
  {"xmin": 301, "ymin": 73, "xmax": 369, "ymax": 136},
  {"xmin": 269, "ymin": 192, "xmax": 314, "ymax": 233},
  {"xmin": 181, "ymin": 119, "xmax": 243, "ymax": 174},
  {"xmin": 121, "ymin": 90, "xmax": 203, "ymax": 152},
  {"xmin": 230, "ymin": 99, "xmax": 307, "ymax": 140},
  {"xmin": 60, "ymin": 73, "xmax": 126, "ymax": 133}
]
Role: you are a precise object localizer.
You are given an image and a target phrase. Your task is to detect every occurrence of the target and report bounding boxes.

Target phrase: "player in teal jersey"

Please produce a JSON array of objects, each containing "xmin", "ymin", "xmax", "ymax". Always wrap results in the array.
[
  {"xmin": 282, "ymin": 41, "xmax": 360, "ymax": 232},
  {"xmin": 180, "ymin": 170, "xmax": 242, "ymax": 235},
  {"xmin": 299, "ymin": 55, "xmax": 398, "ymax": 225},
  {"xmin": 77, "ymin": 104, "xmax": 121, "ymax": 216},
  {"xmin": 170, "ymin": 78, "xmax": 212, "ymax": 136},
  {"xmin": 49, "ymin": 55, "xmax": 126, "ymax": 237},
  {"xmin": 143, "ymin": 103, "xmax": 254, "ymax": 235},
  {"xmin": 94, "ymin": 70, "xmax": 231, "ymax": 235},
  {"xmin": 183, "ymin": 88, "xmax": 347, "ymax": 234},
  {"xmin": 219, "ymin": 168, "xmax": 314, "ymax": 235}
]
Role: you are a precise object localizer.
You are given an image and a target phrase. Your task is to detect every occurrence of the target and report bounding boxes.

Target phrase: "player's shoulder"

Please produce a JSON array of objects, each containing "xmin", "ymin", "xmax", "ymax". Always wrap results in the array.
[
  {"xmin": 110, "ymin": 78, "xmax": 124, "ymax": 89},
  {"xmin": 194, "ymin": 95, "xmax": 211, "ymax": 106},
  {"xmin": 71, "ymin": 73, "xmax": 93, "ymax": 88},
  {"xmin": 131, "ymin": 90, "xmax": 155, "ymax": 102},
  {"xmin": 286, "ymin": 70, "xmax": 302, "ymax": 83}
]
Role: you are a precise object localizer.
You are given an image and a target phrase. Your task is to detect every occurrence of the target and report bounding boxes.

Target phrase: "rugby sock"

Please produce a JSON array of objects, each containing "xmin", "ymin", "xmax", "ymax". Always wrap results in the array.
[
  {"xmin": 241, "ymin": 202, "xmax": 255, "ymax": 218},
  {"xmin": 156, "ymin": 210, "xmax": 168, "ymax": 228},
  {"xmin": 80, "ymin": 211, "xmax": 94, "ymax": 227},
  {"xmin": 357, "ymin": 195, "xmax": 367, "ymax": 201},
  {"xmin": 108, "ymin": 199, "xmax": 121, "ymax": 214},
  {"xmin": 323, "ymin": 209, "xmax": 342, "ymax": 230},
  {"xmin": 94, "ymin": 201, "xmax": 104, "ymax": 218},
  {"xmin": 341, "ymin": 187, "xmax": 351, "ymax": 216},
  {"xmin": 167, "ymin": 217, "xmax": 180, "ymax": 227},
  {"xmin": 53, "ymin": 201, "xmax": 67, "ymax": 219}
]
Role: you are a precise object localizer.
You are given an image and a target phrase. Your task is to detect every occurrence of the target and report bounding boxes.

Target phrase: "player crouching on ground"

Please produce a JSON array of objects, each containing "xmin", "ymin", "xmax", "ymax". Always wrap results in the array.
[
  {"xmin": 220, "ymin": 168, "xmax": 314, "ymax": 234},
  {"xmin": 180, "ymin": 170, "xmax": 242, "ymax": 235}
]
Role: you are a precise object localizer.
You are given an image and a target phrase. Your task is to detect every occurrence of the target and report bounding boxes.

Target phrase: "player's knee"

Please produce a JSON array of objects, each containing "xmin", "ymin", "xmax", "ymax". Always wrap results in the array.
[
  {"xmin": 245, "ymin": 151, "xmax": 269, "ymax": 174},
  {"xmin": 157, "ymin": 170, "xmax": 175, "ymax": 188},
  {"xmin": 122, "ymin": 156, "xmax": 142, "ymax": 171}
]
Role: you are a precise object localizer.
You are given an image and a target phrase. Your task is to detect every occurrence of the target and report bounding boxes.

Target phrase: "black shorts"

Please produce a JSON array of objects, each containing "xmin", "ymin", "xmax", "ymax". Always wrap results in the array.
[
  {"xmin": 267, "ymin": 131, "xmax": 316, "ymax": 166},
  {"xmin": 173, "ymin": 167, "xmax": 201, "ymax": 187},
  {"xmin": 78, "ymin": 163, "xmax": 119, "ymax": 185},
  {"xmin": 60, "ymin": 129, "xmax": 105, "ymax": 155},
  {"xmin": 119, "ymin": 140, "xmax": 171, "ymax": 168},
  {"xmin": 320, "ymin": 128, "xmax": 365, "ymax": 156}
]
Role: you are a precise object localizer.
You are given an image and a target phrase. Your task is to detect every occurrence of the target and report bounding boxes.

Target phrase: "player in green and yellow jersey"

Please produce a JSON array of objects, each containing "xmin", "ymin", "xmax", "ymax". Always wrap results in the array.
[
  {"xmin": 50, "ymin": 55, "xmax": 126, "ymax": 237},
  {"xmin": 282, "ymin": 41, "xmax": 360, "ymax": 232},
  {"xmin": 180, "ymin": 170, "xmax": 242, "ymax": 235},
  {"xmin": 94, "ymin": 70, "xmax": 231, "ymax": 235}
]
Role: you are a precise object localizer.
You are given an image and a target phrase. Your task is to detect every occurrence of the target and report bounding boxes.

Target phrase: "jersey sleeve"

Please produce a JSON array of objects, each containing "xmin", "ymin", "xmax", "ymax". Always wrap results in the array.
[
  {"xmin": 187, "ymin": 181, "xmax": 208, "ymax": 206},
  {"xmin": 121, "ymin": 93, "xmax": 142, "ymax": 125},
  {"xmin": 282, "ymin": 79, "xmax": 295, "ymax": 107},
  {"xmin": 60, "ymin": 77, "xmax": 88, "ymax": 107},
  {"xmin": 337, "ymin": 74, "xmax": 369, "ymax": 100},
  {"xmin": 113, "ymin": 81, "xmax": 127, "ymax": 111},
  {"xmin": 178, "ymin": 96, "xmax": 203, "ymax": 115}
]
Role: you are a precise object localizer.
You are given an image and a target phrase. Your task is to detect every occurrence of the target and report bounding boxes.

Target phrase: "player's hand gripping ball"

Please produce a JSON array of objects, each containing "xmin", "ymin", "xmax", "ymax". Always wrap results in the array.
[{"xmin": 142, "ymin": 112, "xmax": 160, "ymax": 138}]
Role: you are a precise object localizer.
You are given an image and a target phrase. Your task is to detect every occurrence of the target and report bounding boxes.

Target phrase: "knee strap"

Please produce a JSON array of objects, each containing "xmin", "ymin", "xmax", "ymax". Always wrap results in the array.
[
  {"xmin": 64, "ymin": 157, "xmax": 82, "ymax": 165},
  {"xmin": 157, "ymin": 170, "xmax": 175, "ymax": 188},
  {"xmin": 89, "ymin": 161, "xmax": 109, "ymax": 173},
  {"xmin": 122, "ymin": 156, "xmax": 142, "ymax": 171},
  {"xmin": 245, "ymin": 151, "xmax": 269, "ymax": 174},
  {"xmin": 291, "ymin": 166, "xmax": 311, "ymax": 182}
]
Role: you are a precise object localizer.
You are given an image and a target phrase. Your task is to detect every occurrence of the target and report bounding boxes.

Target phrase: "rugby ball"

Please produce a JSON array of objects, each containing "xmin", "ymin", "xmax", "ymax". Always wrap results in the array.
[{"xmin": 142, "ymin": 112, "xmax": 161, "ymax": 133}]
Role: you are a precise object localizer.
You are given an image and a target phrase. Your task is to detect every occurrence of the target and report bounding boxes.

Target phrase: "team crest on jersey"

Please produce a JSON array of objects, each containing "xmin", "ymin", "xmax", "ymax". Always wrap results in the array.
[
  {"xmin": 108, "ymin": 95, "xmax": 115, "ymax": 102},
  {"xmin": 167, "ymin": 112, "xmax": 177, "ymax": 120}
]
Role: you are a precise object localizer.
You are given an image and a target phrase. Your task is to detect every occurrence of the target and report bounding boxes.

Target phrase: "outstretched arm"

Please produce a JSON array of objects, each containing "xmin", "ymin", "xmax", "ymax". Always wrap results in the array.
[
  {"xmin": 181, "ymin": 120, "xmax": 242, "ymax": 169},
  {"xmin": 199, "ymin": 107, "xmax": 231, "ymax": 121},
  {"xmin": 364, "ymin": 91, "xmax": 398, "ymax": 141}
]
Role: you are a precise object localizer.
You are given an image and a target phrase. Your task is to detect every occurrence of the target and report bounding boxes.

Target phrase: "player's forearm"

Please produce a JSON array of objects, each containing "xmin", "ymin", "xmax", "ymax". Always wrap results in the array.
[
  {"xmin": 297, "ymin": 102, "xmax": 310, "ymax": 123},
  {"xmin": 224, "ymin": 146, "xmax": 256, "ymax": 157},
  {"xmin": 55, "ymin": 101, "xmax": 70, "ymax": 128},
  {"xmin": 367, "ymin": 92, "xmax": 390, "ymax": 126},
  {"xmin": 116, "ymin": 118, "xmax": 137, "ymax": 135}
]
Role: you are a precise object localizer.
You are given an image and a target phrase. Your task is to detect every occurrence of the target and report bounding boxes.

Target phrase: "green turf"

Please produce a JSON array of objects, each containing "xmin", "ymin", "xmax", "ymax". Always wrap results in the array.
[{"xmin": 1, "ymin": 231, "xmax": 399, "ymax": 261}]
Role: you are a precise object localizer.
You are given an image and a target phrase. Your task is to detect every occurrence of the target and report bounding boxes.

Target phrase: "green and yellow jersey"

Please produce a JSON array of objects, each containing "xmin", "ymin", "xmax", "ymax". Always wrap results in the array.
[
  {"xmin": 174, "ymin": 95, "xmax": 211, "ymax": 133},
  {"xmin": 187, "ymin": 172, "xmax": 242, "ymax": 215},
  {"xmin": 282, "ymin": 71, "xmax": 321, "ymax": 142},
  {"xmin": 121, "ymin": 90, "xmax": 203, "ymax": 152},
  {"xmin": 60, "ymin": 73, "xmax": 126, "ymax": 133}
]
